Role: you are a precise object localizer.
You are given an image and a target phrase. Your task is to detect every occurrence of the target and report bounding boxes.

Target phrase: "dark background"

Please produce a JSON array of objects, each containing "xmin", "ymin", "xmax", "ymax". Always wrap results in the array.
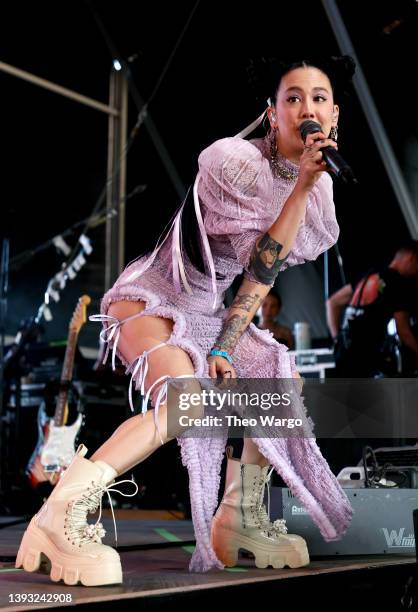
[{"xmin": 1, "ymin": 0, "xmax": 417, "ymax": 348}]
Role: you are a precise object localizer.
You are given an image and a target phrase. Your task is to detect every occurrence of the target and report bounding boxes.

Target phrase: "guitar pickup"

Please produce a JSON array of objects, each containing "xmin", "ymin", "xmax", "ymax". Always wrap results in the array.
[{"xmin": 42, "ymin": 464, "xmax": 60, "ymax": 473}]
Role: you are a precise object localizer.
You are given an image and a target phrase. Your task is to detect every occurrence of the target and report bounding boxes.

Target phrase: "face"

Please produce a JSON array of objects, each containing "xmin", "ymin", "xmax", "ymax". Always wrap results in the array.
[
  {"xmin": 396, "ymin": 252, "xmax": 418, "ymax": 277},
  {"xmin": 261, "ymin": 295, "xmax": 281, "ymax": 320},
  {"xmin": 268, "ymin": 66, "xmax": 339, "ymax": 160}
]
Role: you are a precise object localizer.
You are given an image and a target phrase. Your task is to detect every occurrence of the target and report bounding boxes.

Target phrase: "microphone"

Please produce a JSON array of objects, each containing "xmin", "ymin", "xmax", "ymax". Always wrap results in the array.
[{"xmin": 299, "ymin": 120, "xmax": 358, "ymax": 184}]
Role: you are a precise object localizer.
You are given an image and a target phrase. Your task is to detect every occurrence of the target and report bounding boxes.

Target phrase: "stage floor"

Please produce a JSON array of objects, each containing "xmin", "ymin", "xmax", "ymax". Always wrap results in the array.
[{"xmin": 1, "ymin": 513, "xmax": 416, "ymax": 611}]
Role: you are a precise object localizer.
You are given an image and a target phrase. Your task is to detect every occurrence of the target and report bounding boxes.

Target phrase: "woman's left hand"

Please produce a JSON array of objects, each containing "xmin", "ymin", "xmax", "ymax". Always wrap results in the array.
[{"xmin": 207, "ymin": 355, "xmax": 237, "ymax": 379}]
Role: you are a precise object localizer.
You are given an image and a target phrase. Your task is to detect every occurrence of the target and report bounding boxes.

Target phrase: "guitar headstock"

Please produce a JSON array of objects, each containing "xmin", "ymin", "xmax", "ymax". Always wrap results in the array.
[{"xmin": 69, "ymin": 295, "xmax": 91, "ymax": 334}]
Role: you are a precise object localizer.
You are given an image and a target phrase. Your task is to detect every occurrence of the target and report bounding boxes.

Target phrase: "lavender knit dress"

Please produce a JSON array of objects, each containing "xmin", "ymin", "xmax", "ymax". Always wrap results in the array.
[{"xmin": 91, "ymin": 134, "xmax": 354, "ymax": 572}]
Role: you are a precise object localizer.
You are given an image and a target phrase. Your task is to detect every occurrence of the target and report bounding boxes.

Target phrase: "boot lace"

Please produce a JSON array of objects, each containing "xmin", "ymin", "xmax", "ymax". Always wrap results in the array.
[
  {"xmin": 253, "ymin": 467, "xmax": 288, "ymax": 537},
  {"xmin": 64, "ymin": 478, "xmax": 138, "ymax": 548}
]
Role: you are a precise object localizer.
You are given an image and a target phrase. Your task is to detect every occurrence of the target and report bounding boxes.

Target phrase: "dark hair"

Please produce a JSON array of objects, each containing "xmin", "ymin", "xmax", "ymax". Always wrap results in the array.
[
  {"xmin": 181, "ymin": 56, "xmax": 356, "ymax": 277},
  {"xmin": 180, "ymin": 183, "xmax": 210, "ymax": 278},
  {"xmin": 396, "ymin": 239, "xmax": 418, "ymax": 261},
  {"xmin": 246, "ymin": 55, "xmax": 356, "ymax": 107},
  {"xmin": 267, "ymin": 288, "xmax": 282, "ymax": 309}
]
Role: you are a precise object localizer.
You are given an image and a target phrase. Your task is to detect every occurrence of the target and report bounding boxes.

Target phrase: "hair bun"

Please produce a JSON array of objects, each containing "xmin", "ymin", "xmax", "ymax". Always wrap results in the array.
[
  {"xmin": 245, "ymin": 54, "xmax": 356, "ymax": 105},
  {"xmin": 326, "ymin": 55, "xmax": 356, "ymax": 96},
  {"xmin": 245, "ymin": 56, "xmax": 284, "ymax": 106}
]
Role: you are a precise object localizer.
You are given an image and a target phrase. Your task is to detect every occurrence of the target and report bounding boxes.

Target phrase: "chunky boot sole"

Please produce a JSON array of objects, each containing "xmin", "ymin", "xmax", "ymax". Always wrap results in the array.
[
  {"xmin": 211, "ymin": 524, "xmax": 310, "ymax": 569},
  {"xmin": 15, "ymin": 519, "xmax": 123, "ymax": 586}
]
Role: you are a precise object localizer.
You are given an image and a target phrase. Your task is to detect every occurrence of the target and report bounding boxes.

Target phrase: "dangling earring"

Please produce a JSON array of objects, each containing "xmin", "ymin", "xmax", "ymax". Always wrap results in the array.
[
  {"xmin": 268, "ymin": 126, "xmax": 298, "ymax": 182},
  {"xmin": 264, "ymin": 108, "xmax": 276, "ymax": 139},
  {"xmin": 330, "ymin": 125, "xmax": 338, "ymax": 142},
  {"xmin": 268, "ymin": 125, "xmax": 279, "ymax": 166}
]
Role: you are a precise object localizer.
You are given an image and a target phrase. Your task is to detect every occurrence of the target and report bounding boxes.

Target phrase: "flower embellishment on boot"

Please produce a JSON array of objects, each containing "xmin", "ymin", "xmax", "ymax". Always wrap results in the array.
[
  {"xmin": 64, "ymin": 478, "xmax": 138, "ymax": 548},
  {"xmin": 82, "ymin": 522, "xmax": 107, "ymax": 542},
  {"xmin": 254, "ymin": 467, "xmax": 289, "ymax": 536},
  {"xmin": 272, "ymin": 518, "xmax": 288, "ymax": 535}
]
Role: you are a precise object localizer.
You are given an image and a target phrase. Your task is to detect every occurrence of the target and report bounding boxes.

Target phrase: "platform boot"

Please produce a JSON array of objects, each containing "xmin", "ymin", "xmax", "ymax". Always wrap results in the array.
[
  {"xmin": 15, "ymin": 444, "xmax": 137, "ymax": 586},
  {"xmin": 211, "ymin": 446, "xmax": 310, "ymax": 569}
]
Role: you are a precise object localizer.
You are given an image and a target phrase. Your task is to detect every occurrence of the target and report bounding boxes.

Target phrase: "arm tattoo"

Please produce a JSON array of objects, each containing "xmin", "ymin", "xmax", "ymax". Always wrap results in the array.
[
  {"xmin": 212, "ymin": 293, "xmax": 263, "ymax": 356},
  {"xmin": 231, "ymin": 292, "xmax": 263, "ymax": 312},
  {"xmin": 213, "ymin": 314, "xmax": 248, "ymax": 354},
  {"xmin": 248, "ymin": 232, "xmax": 289, "ymax": 285}
]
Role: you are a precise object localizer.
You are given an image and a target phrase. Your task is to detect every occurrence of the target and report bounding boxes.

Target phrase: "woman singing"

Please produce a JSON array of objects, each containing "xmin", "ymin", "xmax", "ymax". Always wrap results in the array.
[{"xmin": 16, "ymin": 55, "xmax": 355, "ymax": 585}]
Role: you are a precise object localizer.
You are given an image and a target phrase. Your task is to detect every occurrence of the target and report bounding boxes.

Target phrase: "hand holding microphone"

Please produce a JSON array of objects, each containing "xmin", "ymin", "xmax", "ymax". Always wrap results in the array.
[
  {"xmin": 296, "ymin": 129, "xmax": 339, "ymax": 192},
  {"xmin": 299, "ymin": 120, "xmax": 357, "ymax": 185}
]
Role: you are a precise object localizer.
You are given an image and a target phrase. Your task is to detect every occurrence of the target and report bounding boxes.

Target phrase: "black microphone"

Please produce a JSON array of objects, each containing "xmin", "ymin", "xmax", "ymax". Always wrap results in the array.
[{"xmin": 299, "ymin": 120, "xmax": 358, "ymax": 184}]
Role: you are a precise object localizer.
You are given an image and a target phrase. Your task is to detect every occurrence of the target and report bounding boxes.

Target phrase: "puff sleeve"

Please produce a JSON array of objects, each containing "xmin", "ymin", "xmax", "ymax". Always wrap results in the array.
[
  {"xmin": 197, "ymin": 136, "xmax": 339, "ymax": 284},
  {"xmin": 197, "ymin": 137, "xmax": 275, "ymax": 282},
  {"xmin": 279, "ymin": 170, "xmax": 339, "ymax": 270}
]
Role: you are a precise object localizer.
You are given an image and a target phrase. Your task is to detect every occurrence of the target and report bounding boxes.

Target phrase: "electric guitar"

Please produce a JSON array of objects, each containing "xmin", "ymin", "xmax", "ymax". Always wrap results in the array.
[{"xmin": 26, "ymin": 295, "xmax": 91, "ymax": 487}]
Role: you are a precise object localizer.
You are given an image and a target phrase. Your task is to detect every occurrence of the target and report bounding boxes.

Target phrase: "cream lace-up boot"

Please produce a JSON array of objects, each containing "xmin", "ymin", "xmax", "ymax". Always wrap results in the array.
[
  {"xmin": 15, "ymin": 444, "xmax": 137, "ymax": 586},
  {"xmin": 211, "ymin": 446, "xmax": 310, "ymax": 569}
]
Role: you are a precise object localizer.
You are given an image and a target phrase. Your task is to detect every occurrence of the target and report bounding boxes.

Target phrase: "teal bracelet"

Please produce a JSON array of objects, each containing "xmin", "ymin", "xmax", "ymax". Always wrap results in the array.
[{"xmin": 209, "ymin": 349, "xmax": 233, "ymax": 364}]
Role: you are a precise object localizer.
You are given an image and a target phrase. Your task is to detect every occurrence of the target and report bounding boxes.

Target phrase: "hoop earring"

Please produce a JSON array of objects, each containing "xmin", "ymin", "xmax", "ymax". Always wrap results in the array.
[
  {"xmin": 262, "ymin": 113, "xmax": 271, "ymax": 133},
  {"xmin": 330, "ymin": 125, "xmax": 338, "ymax": 142}
]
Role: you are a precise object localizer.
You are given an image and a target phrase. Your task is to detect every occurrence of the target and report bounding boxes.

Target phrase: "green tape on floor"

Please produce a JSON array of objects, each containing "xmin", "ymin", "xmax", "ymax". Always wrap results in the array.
[
  {"xmin": 154, "ymin": 528, "xmax": 248, "ymax": 572},
  {"xmin": 0, "ymin": 568, "xmax": 24, "ymax": 573},
  {"xmin": 154, "ymin": 528, "xmax": 182, "ymax": 543}
]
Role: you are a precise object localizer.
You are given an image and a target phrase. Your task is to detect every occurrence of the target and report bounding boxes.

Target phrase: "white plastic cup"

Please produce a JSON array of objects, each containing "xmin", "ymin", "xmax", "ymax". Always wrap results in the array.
[{"xmin": 294, "ymin": 322, "xmax": 311, "ymax": 350}]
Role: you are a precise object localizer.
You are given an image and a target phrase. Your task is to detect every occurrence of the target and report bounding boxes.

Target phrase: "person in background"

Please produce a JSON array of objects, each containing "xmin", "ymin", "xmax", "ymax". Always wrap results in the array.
[
  {"xmin": 258, "ymin": 288, "xmax": 295, "ymax": 349},
  {"xmin": 326, "ymin": 241, "xmax": 418, "ymax": 377}
]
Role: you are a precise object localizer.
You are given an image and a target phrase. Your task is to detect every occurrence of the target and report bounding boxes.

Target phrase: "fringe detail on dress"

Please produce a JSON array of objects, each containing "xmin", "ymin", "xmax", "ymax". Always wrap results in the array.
[
  {"xmin": 177, "ymin": 436, "xmax": 227, "ymax": 572},
  {"xmin": 252, "ymin": 436, "xmax": 354, "ymax": 542}
]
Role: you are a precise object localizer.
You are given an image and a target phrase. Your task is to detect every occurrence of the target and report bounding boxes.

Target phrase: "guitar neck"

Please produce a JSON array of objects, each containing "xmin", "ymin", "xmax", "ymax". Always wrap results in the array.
[{"xmin": 54, "ymin": 329, "xmax": 78, "ymax": 427}]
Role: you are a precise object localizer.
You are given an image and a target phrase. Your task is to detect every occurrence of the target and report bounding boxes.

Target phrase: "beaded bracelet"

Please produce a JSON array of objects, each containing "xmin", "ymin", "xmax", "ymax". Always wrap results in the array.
[{"xmin": 209, "ymin": 348, "xmax": 233, "ymax": 364}]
